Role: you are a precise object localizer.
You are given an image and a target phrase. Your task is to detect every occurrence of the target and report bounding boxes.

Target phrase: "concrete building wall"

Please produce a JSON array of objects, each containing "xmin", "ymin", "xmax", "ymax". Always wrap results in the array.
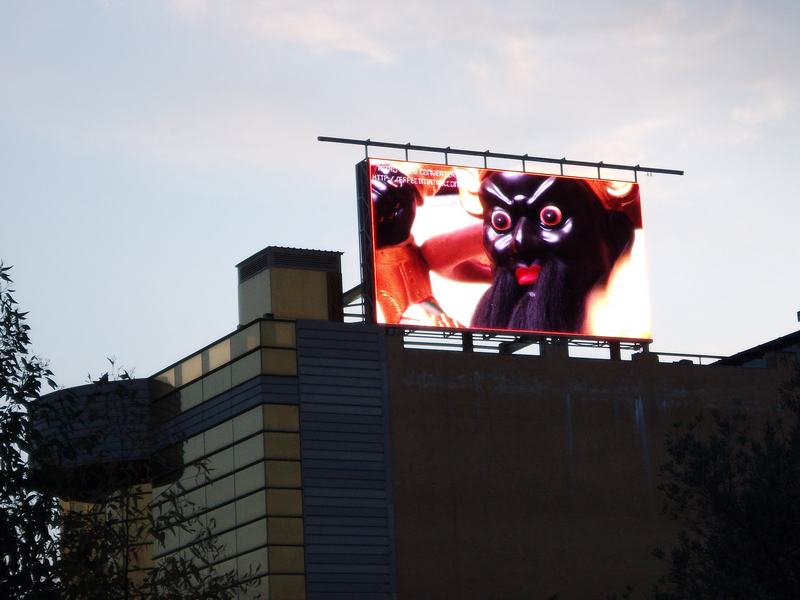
[
  {"xmin": 43, "ymin": 310, "xmax": 794, "ymax": 600},
  {"xmin": 385, "ymin": 336, "xmax": 791, "ymax": 599}
]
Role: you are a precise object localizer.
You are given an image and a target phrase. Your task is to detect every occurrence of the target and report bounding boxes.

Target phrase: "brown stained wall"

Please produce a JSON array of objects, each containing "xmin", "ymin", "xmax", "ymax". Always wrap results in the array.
[{"xmin": 385, "ymin": 336, "xmax": 792, "ymax": 600}]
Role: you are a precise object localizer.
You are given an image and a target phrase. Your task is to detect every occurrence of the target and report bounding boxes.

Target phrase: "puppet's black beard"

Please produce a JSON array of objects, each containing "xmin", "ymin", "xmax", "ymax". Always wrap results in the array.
[{"xmin": 471, "ymin": 262, "xmax": 589, "ymax": 333}]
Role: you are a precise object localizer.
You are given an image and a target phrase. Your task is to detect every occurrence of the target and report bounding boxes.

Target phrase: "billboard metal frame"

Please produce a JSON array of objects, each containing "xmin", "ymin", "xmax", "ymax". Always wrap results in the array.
[
  {"xmin": 325, "ymin": 136, "xmax": 685, "ymax": 356},
  {"xmin": 355, "ymin": 160, "xmax": 377, "ymax": 325},
  {"xmin": 320, "ymin": 136, "xmax": 684, "ymax": 181}
]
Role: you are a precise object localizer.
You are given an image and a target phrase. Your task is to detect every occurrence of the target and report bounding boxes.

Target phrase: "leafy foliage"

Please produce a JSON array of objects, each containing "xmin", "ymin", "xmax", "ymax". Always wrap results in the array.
[
  {"xmin": 653, "ymin": 370, "xmax": 800, "ymax": 600},
  {"xmin": 0, "ymin": 263, "xmax": 61, "ymax": 599},
  {"xmin": 58, "ymin": 464, "xmax": 258, "ymax": 600},
  {"xmin": 0, "ymin": 264, "xmax": 258, "ymax": 599}
]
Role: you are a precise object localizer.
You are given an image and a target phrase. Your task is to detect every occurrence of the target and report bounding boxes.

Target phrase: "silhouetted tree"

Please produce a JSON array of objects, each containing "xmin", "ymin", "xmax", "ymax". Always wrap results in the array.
[
  {"xmin": 0, "ymin": 264, "xmax": 61, "ymax": 598},
  {"xmin": 653, "ymin": 368, "xmax": 800, "ymax": 600},
  {"xmin": 0, "ymin": 264, "xmax": 259, "ymax": 599}
]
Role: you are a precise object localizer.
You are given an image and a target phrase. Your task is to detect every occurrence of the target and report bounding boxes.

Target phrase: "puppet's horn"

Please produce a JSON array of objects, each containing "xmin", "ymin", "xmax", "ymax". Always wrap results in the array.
[
  {"xmin": 586, "ymin": 179, "xmax": 639, "ymax": 211},
  {"xmin": 456, "ymin": 167, "xmax": 483, "ymax": 217}
]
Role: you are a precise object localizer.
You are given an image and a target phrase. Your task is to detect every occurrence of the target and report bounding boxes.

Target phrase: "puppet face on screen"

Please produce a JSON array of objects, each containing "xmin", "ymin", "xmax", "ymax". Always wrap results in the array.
[
  {"xmin": 472, "ymin": 171, "xmax": 635, "ymax": 333},
  {"xmin": 481, "ymin": 172, "xmax": 621, "ymax": 290}
]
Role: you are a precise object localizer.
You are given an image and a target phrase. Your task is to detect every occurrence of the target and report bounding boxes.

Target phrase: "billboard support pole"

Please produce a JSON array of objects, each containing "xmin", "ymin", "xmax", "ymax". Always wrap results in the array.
[
  {"xmin": 355, "ymin": 160, "xmax": 376, "ymax": 325},
  {"xmin": 462, "ymin": 332, "xmax": 474, "ymax": 353}
]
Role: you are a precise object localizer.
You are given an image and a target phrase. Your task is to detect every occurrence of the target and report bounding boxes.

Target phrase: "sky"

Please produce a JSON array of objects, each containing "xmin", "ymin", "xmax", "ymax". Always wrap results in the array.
[{"xmin": 2, "ymin": 0, "xmax": 799, "ymax": 387}]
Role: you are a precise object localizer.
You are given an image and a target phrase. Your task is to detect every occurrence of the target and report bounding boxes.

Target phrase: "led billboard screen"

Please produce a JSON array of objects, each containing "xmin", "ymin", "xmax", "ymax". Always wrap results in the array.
[{"xmin": 358, "ymin": 158, "xmax": 651, "ymax": 340}]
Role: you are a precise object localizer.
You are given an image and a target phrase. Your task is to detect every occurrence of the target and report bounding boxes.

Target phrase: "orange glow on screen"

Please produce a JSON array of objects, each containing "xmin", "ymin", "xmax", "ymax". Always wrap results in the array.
[{"xmin": 365, "ymin": 159, "xmax": 651, "ymax": 341}]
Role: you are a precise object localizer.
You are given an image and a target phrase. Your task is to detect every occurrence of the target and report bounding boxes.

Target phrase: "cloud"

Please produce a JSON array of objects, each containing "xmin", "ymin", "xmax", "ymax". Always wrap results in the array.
[
  {"xmin": 165, "ymin": 0, "xmax": 394, "ymax": 63},
  {"xmin": 5, "ymin": 0, "xmax": 799, "ymax": 173},
  {"xmin": 732, "ymin": 78, "xmax": 792, "ymax": 119}
]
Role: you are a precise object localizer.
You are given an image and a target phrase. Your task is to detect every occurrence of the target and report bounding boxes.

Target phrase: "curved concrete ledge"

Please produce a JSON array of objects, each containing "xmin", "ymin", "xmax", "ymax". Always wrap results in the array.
[{"xmin": 31, "ymin": 378, "xmax": 183, "ymax": 501}]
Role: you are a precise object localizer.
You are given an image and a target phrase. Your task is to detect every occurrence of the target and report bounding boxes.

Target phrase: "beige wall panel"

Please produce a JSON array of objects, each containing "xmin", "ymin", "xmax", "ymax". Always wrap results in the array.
[
  {"xmin": 263, "ymin": 404, "xmax": 300, "ymax": 432},
  {"xmin": 264, "ymin": 433, "xmax": 301, "ymax": 460},
  {"xmin": 266, "ymin": 489, "xmax": 303, "ymax": 516},
  {"xmin": 270, "ymin": 269, "xmax": 329, "ymax": 321},
  {"xmin": 265, "ymin": 461, "xmax": 302, "ymax": 488},
  {"xmin": 268, "ymin": 546, "xmax": 305, "ymax": 574},
  {"xmin": 267, "ymin": 517, "xmax": 304, "ymax": 545},
  {"xmin": 261, "ymin": 348, "xmax": 297, "ymax": 376},
  {"xmin": 269, "ymin": 574, "xmax": 306, "ymax": 600},
  {"xmin": 238, "ymin": 271, "xmax": 272, "ymax": 326}
]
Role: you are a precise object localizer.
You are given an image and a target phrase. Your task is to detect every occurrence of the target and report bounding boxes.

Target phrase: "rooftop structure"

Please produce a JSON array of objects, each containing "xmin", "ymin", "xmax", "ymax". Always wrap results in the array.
[{"xmin": 36, "ymin": 246, "xmax": 794, "ymax": 600}]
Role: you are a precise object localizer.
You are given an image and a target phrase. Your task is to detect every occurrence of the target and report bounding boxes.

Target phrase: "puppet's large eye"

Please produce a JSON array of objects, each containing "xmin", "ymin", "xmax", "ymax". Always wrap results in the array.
[
  {"xmin": 491, "ymin": 209, "xmax": 512, "ymax": 231},
  {"xmin": 540, "ymin": 206, "xmax": 562, "ymax": 227}
]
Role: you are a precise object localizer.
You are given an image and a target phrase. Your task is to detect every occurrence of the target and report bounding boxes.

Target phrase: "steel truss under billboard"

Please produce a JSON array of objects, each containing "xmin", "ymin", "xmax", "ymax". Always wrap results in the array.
[{"xmin": 357, "ymin": 158, "xmax": 652, "ymax": 342}]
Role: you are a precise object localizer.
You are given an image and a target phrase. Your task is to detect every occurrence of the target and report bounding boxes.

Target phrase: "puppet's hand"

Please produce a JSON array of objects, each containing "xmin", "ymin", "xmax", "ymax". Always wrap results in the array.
[
  {"xmin": 420, "ymin": 223, "xmax": 493, "ymax": 283},
  {"xmin": 372, "ymin": 178, "xmax": 421, "ymax": 248},
  {"xmin": 399, "ymin": 299, "xmax": 463, "ymax": 328}
]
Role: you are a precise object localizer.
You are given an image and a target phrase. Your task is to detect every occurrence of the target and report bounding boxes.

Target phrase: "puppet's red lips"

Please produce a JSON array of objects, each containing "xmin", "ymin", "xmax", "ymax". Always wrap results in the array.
[{"xmin": 515, "ymin": 265, "xmax": 541, "ymax": 285}]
